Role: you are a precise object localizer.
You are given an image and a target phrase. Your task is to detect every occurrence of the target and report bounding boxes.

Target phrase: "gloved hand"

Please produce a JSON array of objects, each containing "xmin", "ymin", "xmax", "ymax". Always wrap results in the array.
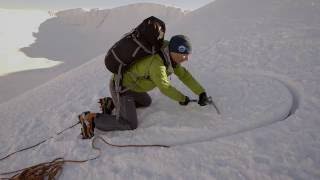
[
  {"xmin": 179, "ymin": 96, "xmax": 190, "ymax": 106},
  {"xmin": 198, "ymin": 92, "xmax": 209, "ymax": 106}
]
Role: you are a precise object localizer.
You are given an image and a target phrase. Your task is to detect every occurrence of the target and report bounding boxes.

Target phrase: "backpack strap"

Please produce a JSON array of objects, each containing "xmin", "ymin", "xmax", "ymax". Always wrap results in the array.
[
  {"xmin": 160, "ymin": 46, "xmax": 174, "ymax": 74},
  {"xmin": 114, "ymin": 64, "xmax": 124, "ymax": 120},
  {"xmin": 132, "ymin": 34, "xmax": 155, "ymax": 55},
  {"xmin": 111, "ymin": 49, "xmax": 127, "ymax": 66},
  {"xmin": 132, "ymin": 46, "xmax": 141, "ymax": 57}
]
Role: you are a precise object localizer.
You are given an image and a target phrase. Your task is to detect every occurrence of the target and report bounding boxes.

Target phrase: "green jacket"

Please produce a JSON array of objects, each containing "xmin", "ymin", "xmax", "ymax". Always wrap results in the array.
[{"xmin": 121, "ymin": 48, "xmax": 205, "ymax": 102}]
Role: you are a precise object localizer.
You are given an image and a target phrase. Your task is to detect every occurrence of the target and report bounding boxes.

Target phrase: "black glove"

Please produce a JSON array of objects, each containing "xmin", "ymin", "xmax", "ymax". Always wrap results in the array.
[
  {"xmin": 179, "ymin": 96, "xmax": 190, "ymax": 106},
  {"xmin": 198, "ymin": 92, "xmax": 208, "ymax": 106}
]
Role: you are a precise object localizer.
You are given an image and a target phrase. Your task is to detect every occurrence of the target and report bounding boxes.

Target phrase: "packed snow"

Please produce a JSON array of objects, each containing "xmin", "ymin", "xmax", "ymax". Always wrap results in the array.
[{"xmin": 1, "ymin": 0, "xmax": 320, "ymax": 179}]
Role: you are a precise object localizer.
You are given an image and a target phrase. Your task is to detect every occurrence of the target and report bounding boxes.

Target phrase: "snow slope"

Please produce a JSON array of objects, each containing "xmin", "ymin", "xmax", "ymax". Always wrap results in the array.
[{"xmin": 1, "ymin": 0, "xmax": 320, "ymax": 179}]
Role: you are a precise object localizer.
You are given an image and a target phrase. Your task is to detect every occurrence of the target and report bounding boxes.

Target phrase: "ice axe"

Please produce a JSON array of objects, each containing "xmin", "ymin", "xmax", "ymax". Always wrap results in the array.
[{"xmin": 190, "ymin": 96, "xmax": 221, "ymax": 114}]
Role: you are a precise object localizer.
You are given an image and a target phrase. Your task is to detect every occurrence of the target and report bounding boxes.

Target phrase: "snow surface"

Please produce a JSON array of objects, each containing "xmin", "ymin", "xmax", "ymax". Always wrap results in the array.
[{"xmin": 1, "ymin": 0, "xmax": 320, "ymax": 179}]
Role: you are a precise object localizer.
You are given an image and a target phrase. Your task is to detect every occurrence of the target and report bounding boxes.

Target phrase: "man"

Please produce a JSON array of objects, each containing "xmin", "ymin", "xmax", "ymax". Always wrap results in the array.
[{"xmin": 79, "ymin": 35, "xmax": 209, "ymax": 139}]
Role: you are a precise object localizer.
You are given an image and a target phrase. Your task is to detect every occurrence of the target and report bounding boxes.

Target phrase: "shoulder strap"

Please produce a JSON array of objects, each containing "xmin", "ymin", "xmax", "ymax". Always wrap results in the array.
[{"xmin": 159, "ymin": 47, "xmax": 174, "ymax": 74}]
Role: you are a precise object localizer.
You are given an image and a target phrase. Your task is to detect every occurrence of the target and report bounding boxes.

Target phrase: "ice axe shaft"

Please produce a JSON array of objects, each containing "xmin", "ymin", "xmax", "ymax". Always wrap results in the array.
[
  {"xmin": 207, "ymin": 96, "xmax": 221, "ymax": 115},
  {"xmin": 190, "ymin": 96, "xmax": 221, "ymax": 114}
]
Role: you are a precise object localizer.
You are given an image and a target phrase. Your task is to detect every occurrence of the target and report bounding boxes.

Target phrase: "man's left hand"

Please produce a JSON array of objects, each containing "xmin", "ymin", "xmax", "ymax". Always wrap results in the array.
[
  {"xmin": 198, "ymin": 92, "xmax": 209, "ymax": 106},
  {"xmin": 179, "ymin": 96, "xmax": 190, "ymax": 106}
]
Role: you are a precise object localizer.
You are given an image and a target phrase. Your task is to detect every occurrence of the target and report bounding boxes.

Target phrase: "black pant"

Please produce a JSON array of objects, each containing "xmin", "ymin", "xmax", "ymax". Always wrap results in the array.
[{"xmin": 94, "ymin": 79, "xmax": 152, "ymax": 131}]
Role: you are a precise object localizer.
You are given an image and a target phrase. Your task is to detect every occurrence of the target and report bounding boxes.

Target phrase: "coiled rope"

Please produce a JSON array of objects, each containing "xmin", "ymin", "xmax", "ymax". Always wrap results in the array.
[{"xmin": 0, "ymin": 135, "xmax": 169, "ymax": 180}]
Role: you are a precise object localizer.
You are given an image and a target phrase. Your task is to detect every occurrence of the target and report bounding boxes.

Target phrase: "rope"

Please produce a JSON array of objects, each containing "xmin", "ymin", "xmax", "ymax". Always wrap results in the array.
[
  {"xmin": 0, "ymin": 157, "xmax": 99, "ymax": 180},
  {"xmin": 0, "ymin": 117, "xmax": 170, "ymax": 162},
  {"xmin": 0, "ymin": 135, "xmax": 168, "ymax": 180},
  {"xmin": 0, "ymin": 158, "xmax": 66, "ymax": 180},
  {"xmin": 0, "ymin": 137, "xmax": 101, "ymax": 180},
  {"xmin": 0, "ymin": 122, "xmax": 80, "ymax": 161},
  {"xmin": 93, "ymin": 135, "xmax": 170, "ymax": 148},
  {"xmin": 0, "ymin": 95, "xmax": 216, "ymax": 163},
  {"xmin": 56, "ymin": 122, "xmax": 80, "ymax": 135},
  {"xmin": 0, "ymin": 139, "xmax": 48, "ymax": 162}
]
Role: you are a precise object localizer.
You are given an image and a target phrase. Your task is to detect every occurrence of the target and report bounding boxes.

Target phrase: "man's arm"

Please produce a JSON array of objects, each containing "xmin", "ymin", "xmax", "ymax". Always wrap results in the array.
[
  {"xmin": 174, "ymin": 64, "xmax": 205, "ymax": 95},
  {"xmin": 149, "ymin": 59, "xmax": 186, "ymax": 102}
]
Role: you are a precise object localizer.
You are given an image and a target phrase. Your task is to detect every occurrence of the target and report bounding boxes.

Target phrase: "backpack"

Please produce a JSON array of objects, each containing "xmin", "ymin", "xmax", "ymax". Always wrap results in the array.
[{"xmin": 104, "ymin": 16, "xmax": 166, "ymax": 74}]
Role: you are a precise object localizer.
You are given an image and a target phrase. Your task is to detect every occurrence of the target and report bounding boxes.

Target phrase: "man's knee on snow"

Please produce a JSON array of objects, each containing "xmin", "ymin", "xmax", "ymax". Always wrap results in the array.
[
  {"xmin": 136, "ymin": 96, "xmax": 152, "ymax": 108},
  {"xmin": 130, "ymin": 123, "xmax": 138, "ymax": 130}
]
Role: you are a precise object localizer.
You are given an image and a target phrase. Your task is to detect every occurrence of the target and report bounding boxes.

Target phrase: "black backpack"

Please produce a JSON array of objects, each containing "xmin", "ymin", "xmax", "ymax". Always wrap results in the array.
[{"xmin": 104, "ymin": 16, "xmax": 166, "ymax": 74}]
